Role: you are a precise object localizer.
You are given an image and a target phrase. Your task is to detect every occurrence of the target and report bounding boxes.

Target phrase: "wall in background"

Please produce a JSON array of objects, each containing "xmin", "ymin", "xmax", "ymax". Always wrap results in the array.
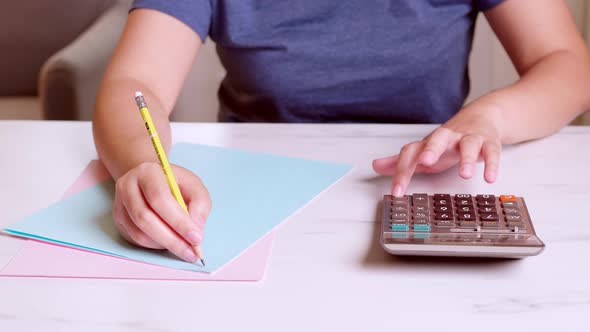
[
  {"xmin": 173, "ymin": 41, "xmax": 224, "ymax": 122},
  {"xmin": 468, "ymin": 0, "xmax": 587, "ymax": 104}
]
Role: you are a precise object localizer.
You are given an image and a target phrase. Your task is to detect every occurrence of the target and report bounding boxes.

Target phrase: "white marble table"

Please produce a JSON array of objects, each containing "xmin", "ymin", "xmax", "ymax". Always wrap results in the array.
[{"xmin": 0, "ymin": 121, "xmax": 589, "ymax": 331}]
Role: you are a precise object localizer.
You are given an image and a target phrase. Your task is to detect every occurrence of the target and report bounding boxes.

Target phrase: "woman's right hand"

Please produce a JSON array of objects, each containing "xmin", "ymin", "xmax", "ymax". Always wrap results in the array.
[{"xmin": 112, "ymin": 162, "xmax": 212, "ymax": 263}]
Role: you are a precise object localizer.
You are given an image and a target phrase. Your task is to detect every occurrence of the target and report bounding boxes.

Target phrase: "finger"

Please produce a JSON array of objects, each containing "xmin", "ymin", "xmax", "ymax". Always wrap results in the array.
[
  {"xmin": 137, "ymin": 165, "xmax": 202, "ymax": 246},
  {"xmin": 114, "ymin": 180, "xmax": 163, "ymax": 249},
  {"xmin": 383, "ymin": 149, "xmax": 458, "ymax": 174},
  {"xmin": 391, "ymin": 142, "xmax": 423, "ymax": 197},
  {"xmin": 121, "ymin": 179, "xmax": 198, "ymax": 263},
  {"xmin": 188, "ymin": 204, "xmax": 207, "ymax": 233},
  {"xmin": 371, "ymin": 142, "xmax": 454, "ymax": 176},
  {"xmin": 372, "ymin": 155, "xmax": 449, "ymax": 175},
  {"xmin": 174, "ymin": 166, "xmax": 212, "ymax": 223},
  {"xmin": 482, "ymin": 141, "xmax": 501, "ymax": 183},
  {"xmin": 419, "ymin": 128, "xmax": 454, "ymax": 166},
  {"xmin": 372, "ymin": 155, "xmax": 399, "ymax": 176},
  {"xmin": 415, "ymin": 154, "xmax": 460, "ymax": 174},
  {"xmin": 458, "ymin": 135, "xmax": 484, "ymax": 179},
  {"xmin": 113, "ymin": 194, "xmax": 163, "ymax": 249}
]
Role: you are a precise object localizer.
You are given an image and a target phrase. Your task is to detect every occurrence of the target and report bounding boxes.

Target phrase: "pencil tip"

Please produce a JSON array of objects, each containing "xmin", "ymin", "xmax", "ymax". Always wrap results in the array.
[{"xmin": 200, "ymin": 259, "xmax": 206, "ymax": 267}]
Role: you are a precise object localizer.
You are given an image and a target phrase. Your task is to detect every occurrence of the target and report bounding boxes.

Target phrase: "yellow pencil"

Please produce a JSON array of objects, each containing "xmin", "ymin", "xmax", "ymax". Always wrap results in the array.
[{"xmin": 134, "ymin": 91, "xmax": 205, "ymax": 266}]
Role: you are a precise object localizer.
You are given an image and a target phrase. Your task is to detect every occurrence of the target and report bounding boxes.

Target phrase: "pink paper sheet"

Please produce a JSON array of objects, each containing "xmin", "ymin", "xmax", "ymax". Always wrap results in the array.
[{"xmin": 0, "ymin": 161, "xmax": 274, "ymax": 281}]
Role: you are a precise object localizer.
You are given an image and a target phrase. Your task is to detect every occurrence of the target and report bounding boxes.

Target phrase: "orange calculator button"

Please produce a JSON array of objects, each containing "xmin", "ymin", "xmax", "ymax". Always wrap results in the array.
[{"xmin": 500, "ymin": 195, "xmax": 517, "ymax": 202}]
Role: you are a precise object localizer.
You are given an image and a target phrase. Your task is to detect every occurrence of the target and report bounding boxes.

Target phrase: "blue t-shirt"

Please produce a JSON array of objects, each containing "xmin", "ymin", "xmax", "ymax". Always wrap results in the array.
[{"xmin": 132, "ymin": 0, "xmax": 505, "ymax": 123}]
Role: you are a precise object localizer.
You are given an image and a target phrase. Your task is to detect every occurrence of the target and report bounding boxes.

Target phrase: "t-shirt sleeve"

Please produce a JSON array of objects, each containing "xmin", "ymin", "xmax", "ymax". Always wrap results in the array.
[
  {"xmin": 131, "ymin": 0, "xmax": 212, "ymax": 41},
  {"xmin": 474, "ymin": 0, "xmax": 506, "ymax": 11}
]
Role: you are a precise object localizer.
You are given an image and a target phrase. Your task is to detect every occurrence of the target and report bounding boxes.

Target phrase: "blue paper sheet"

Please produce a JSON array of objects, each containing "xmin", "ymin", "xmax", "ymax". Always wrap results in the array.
[{"xmin": 4, "ymin": 143, "xmax": 352, "ymax": 272}]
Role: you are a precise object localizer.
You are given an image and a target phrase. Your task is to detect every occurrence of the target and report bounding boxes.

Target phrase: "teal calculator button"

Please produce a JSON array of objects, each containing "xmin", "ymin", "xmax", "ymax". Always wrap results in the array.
[
  {"xmin": 391, "ymin": 223, "xmax": 409, "ymax": 232},
  {"xmin": 413, "ymin": 224, "xmax": 431, "ymax": 232}
]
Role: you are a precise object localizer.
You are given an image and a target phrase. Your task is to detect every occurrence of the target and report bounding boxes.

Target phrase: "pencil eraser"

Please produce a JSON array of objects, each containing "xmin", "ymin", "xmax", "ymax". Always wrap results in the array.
[{"xmin": 134, "ymin": 91, "xmax": 143, "ymax": 98}]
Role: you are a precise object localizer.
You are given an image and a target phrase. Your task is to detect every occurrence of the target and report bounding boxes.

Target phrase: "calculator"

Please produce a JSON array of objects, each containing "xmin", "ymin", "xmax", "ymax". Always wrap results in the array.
[{"xmin": 380, "ymin": 194, "xmax": 545, "ymax": 258}]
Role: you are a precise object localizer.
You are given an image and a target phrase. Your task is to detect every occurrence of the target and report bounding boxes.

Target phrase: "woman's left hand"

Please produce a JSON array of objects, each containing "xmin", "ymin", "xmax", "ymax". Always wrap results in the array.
[{"xmin": 372, "ymin": 100, "xmax": 506, "ymax": 197}]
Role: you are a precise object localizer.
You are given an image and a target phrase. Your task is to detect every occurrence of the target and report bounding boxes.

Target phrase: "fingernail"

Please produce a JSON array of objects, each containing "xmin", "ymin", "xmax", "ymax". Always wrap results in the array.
[
  {"xmin": 187, "ymin": 230, "xmax": 202, "ymax": 245},
  {"xmin": 486, "ymin": 170, "xmax": 497, "ymax": 182},
  {"xmin": 393, "ymin": 185, "xmax": 403, "ymax": 197},
  {"xmin": 461, "ymin": 164, "xmax": 473, "ymax": 177},
  {"xmin": 183, "ymin": 248, "xmax": 197, "ymax": 263}
]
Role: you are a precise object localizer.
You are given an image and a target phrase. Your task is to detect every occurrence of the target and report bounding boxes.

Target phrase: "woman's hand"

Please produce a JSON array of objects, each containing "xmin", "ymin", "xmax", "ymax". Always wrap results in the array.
[
  {"xmin": 372, "ymin": 100, "xmax": 505, "ymax": 197},
  {"xmin": 112, "ymin": 162, "xmax": 212, "ymax": 262}
]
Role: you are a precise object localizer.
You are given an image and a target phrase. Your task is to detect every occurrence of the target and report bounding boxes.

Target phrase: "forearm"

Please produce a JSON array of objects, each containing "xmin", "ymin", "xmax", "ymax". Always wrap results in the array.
[
  {"xmin": 92, "ymin": 78, "xmax": 172, "ymax": 180},
  {"xmin": 483, "ymin": 50, "xmax": 590, "ymax": 144}
]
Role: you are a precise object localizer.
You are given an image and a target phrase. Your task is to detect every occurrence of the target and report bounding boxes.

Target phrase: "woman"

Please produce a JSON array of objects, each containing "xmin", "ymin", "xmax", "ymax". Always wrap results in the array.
[{"xmin": 93, "ymin": 0, "xmax": 590, "ymax": 262}]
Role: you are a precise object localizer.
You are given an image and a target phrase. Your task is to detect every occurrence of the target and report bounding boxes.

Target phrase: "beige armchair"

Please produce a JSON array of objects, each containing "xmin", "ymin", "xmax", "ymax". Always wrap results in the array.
[
  {"xmin": 0, "ymin": 0, "xmax": 223, "ymax": 122},
  {"xmin": 0, "ymin": 0, "xmax": 118, "ymax": 120},
  {"xmin": 39, "ymin": 0, "xmax": 223, "ymax": 122},
  {"xmin": 39, "ymin": 0, "xmax": 130, "ymax": 120}
]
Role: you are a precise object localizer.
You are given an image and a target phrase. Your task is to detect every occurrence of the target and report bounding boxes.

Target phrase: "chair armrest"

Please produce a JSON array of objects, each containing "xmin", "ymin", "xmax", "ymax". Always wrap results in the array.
[{"xmin": 39, "ymin": 0, "xmax": 130, "ymax": 120}]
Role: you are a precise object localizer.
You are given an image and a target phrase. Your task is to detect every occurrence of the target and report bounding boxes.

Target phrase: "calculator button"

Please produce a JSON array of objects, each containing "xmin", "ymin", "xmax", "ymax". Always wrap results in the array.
[
  {"xmin": 476, "ymin": 194, "xmax": 496, "ymax": 201},
  {"xmin": 478, "ymin": 206, "xmax": 497, "ymax": 213},
  {"xmin": 391, "ymin": 197, "xmax": 409, "ymax": 205},
  {"xmin": 477, "ymin": 200, "xmax": 495, "ymax": 207},
  {"xmin": 413, "ymin": 206, "xmax": 428, "ymax": 213},
  {"xmin": 503, "ymin": 207, "xmax": 520, "ymax": 215},
  {"xmin": 391, "ymin": 212, "xmax": 408, "ymax": 220},
  {"xmin": 482, "ymin": 221, "xmax": 501, "ymax": 228},
  {"xmin": 455, "ymin": 199, "xmax": 473, "ymax": 207},
  {"xmin": 413, "ymin": 223, "xmax": 431, "ymax": 232},
  {"xmin": 391, "ymin": 205, "xmax": 408, "ymax": 212},
  {"xmin": 434, "ymin": 199, "xmax": 451, "ymax": 206},
  {"xmin": 480, "ymin": 213, "xmax": 499, "ymax": 221},
  {"xmin": 454, "ymin": 194, "xmax": 472, "ymax": 200},
  {"xmin": 500, "ymin": 195, "xmax": 517, "ymax": 202},
  {"xmin": 435, "ymin": 220, "xmax": 454, "ymax": 227},
  {"xmin": 391, "ymin": 218, "xmax": 408, "ymax": 224},
  {"xmin": 457, "ymin": 206, "xmax": 474, "ymax": 212},
  {"xmin": 435, "ymin": 212, "xmax": 453, "ymax": 220},
  {"xmin": 505, "ymin": 214, "xmax": 522, "ymax": 222},
  {"xmin": 413, "ymin": 212, "xmax": 429, "ymax": 221},
  {"xmin": 508, "ymin": 222, "xmax": 526, "ymax": 229},
  {"xmin": 459, "ymin": 221, "xmax": 477, "ymax": 228},
  {"xmin": 457, "ymin": 213, "xmax": 475, "ymax": 221},
  {"xmin": 392, "ymin": 218, "xmax": 408, "ymax": 224},
  {"xmin": 391, "ymin": 223, "xmax": 409, "ymax": 232},
  {"xmin": 411, "ymin": 193, "xmax": 429, "ymax": 206},
  {"xmin": 501, "ymin": 201, "xmax": 518, "ymax": 208},
  {"xmin": 434, "ymin": 194, "xmax": 451, "ymax": 200},
  {"xmin": 391, "ymin": 203, "xmax": 408, "ymax": 210},
  {"xmin": 434, "ymin": 206, "xmax": 452, "ymax": 213}
]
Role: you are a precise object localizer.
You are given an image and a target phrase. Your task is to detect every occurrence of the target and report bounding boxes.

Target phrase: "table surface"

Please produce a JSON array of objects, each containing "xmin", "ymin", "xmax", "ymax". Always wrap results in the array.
[{"xmin": 0, "ymin": 121, "xmax": 589, "ymax": 332}]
